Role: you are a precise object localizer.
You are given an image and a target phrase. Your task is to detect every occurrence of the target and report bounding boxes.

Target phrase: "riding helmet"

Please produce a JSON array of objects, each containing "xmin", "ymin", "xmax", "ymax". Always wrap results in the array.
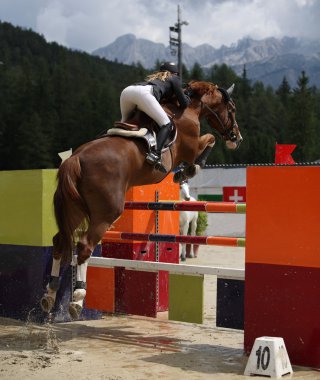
[{"xmin": 160, "ymin": 62, "xmax": 179, "ymax": 74}]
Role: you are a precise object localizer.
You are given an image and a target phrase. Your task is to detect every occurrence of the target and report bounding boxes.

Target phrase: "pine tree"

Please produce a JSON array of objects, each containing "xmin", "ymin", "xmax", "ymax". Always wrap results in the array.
[
  {"xmin": 189, "ymin": 62, "xmax": 205, "ymax": 81},
  {"xmin": 288, "ymin": 71, "xmax": 317, "ymax": 161}
]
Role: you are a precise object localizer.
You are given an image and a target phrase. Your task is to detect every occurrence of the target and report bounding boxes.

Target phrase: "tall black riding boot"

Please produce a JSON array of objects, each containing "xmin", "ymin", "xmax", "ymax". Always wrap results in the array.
[{"xmin": 146, "ymin": 122, "xmax": 172, "ymax": 172}]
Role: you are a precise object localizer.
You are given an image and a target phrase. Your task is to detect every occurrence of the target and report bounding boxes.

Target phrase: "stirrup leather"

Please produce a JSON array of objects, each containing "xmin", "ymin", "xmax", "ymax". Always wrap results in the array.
[{"xmin": 146, "ymin": 152, "xmax": 167, "ymax": 173}]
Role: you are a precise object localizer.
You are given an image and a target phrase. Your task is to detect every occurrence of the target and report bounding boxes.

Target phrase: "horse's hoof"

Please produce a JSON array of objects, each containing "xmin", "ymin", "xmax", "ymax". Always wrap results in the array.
[
  {"xmin": 186, "ymin": 254, "xmax": 194, "ymax": 258},
  {"xmin": 173, "ymin": 170, "xmax": 187, "ymax": 184},
  {"xmin": 180, "ymin": 256, "xmax": 186, "ymax": 262},
  {"xmin": 185, "ymin": 164, "xmax": 200, "ymax": 179},
  {"xmin": 40, "ymin": 295, "xmax": 55, "ymax": 313},
  {"xmin": 69, "ymin": 302, "xmax": 83, "ymax": 320}
]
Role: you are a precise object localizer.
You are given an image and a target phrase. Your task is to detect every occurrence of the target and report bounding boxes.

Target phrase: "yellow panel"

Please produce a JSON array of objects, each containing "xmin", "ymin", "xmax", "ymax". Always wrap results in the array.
[
  {"xmin": 41, "ymin": 170, "xmax": 58, "ymax": 246},
  {"xmin": 169, "ymin": 273, "xmax": 204, "ymax": 324},
  {"xmin": 0, "ymin": 169, "xmax": 58, "ymax": 246}
]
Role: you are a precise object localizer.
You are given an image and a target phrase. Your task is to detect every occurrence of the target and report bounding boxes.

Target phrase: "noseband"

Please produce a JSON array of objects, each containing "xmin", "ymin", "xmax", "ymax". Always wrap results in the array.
[{"xmin": 202, "ymin": 101, "xmax": 238, "ymax": 142}]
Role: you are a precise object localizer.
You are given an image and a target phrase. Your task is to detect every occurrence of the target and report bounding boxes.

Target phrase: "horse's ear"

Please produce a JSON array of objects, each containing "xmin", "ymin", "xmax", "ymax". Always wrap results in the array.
[{"xmin": 227, "ymin": 83, "xmax": 235, "ymax": 96}]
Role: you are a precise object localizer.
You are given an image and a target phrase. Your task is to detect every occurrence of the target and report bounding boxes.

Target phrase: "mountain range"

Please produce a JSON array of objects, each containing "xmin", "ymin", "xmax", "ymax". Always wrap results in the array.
[{"xmin": 92, "ymin": 34, "xmax": 320, "ymax": 88}]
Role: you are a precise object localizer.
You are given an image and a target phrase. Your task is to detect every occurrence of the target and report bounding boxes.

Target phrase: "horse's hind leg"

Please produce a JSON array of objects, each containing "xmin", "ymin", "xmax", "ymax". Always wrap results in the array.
[
  {"xmin": 68, "ymin": 220, "xmax": 112, "ymax": 320},
  {"xmin": 40, "ymin": 233, "xmax": 63, "ymax": 313}
]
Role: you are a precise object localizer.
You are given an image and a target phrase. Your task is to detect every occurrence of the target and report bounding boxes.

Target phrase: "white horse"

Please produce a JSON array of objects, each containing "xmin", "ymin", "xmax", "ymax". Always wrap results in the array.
[{"xmin": 179, "ymin": 182, "xmax": 199, "ymax": 261}]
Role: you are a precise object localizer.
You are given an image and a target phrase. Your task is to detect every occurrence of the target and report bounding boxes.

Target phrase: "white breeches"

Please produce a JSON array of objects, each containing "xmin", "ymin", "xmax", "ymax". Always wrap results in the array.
[{"xmin": 120, "ymin": 85, "xmax": 170, "ymax": 126}]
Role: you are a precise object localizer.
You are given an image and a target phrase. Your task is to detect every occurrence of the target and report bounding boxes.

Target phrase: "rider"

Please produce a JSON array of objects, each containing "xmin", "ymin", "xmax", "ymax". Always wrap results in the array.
[{"xmin": 120, "ymin": 62, "xmax": 191, "ymax": 172}]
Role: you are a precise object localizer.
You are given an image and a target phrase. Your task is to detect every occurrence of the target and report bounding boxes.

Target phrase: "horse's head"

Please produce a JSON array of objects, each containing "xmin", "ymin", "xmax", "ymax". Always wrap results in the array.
[{"xmin": 188, "ymin": 81, "xmax": 243, "ymax": 150}]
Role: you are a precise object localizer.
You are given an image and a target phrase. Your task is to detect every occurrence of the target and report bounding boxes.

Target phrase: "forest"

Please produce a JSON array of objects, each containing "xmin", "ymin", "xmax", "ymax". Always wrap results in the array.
[{"xmin": 0, "ymin": 21, "xmax": 319, "ymax": 170}]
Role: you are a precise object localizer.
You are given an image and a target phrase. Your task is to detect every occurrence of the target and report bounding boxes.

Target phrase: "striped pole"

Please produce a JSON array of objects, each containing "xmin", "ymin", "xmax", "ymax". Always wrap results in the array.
[
  {"xmin": 102, "ymin": 231, "xmax": 246, "ymax": 247},
  {"xmin": 124, "ymin": 201, "xmax": 246, "ymax": 213}
]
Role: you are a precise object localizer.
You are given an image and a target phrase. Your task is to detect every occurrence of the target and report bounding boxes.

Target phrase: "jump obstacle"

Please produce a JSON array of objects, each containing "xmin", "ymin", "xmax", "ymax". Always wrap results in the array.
[
  {"xmin": 98, "ymin": 186, "xmax": 245, "ymax": 327},
  {"xmin": 88, "ymin": 256, "xmax": 244, "ymax": 279},
  {"xmin": 94, "ymin": 165, "xmax": 320, "ymax": 369},
  {"xmin": 0, "ymin": 166, "xmax": 319, "ymax": 369},
  {"xmin": 124, "ymin": 201, "xmax": 246, "ymax": 213},
  {"xmin": 102, "ymin": 231, "xmax": 245, "ymax": 247}
]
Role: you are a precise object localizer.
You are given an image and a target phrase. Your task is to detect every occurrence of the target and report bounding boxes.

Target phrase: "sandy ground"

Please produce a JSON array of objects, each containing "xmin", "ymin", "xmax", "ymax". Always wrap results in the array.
[{"xmin": 0, "ymin": 246, "xmax": 319, "ymax": 380}]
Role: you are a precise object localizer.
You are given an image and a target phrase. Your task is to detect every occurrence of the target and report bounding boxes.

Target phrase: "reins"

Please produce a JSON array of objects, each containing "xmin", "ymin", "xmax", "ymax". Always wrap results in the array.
[
  {"xmin": 202, "ymin": 101, "xmax": 238, "ymax": 142},
  {"xmin": 186, "ymin": 82, "xmax": 238, "ymax": 143}
]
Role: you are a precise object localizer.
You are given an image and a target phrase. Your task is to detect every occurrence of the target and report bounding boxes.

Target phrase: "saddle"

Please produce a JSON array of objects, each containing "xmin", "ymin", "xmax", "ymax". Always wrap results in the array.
[
  {"xmin": 113, "ymin": 111, "xmax": 158, "ymax": 133},
  {"xmin": 107, "ymin": 111, "xmax": 177, "ymax": 155}
]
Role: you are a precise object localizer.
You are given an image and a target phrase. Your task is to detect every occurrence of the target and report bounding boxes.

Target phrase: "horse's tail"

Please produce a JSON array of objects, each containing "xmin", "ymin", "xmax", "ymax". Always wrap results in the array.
[{"xmin": 53, "ymin": 155, "xmax": 89, "ymax": 264}]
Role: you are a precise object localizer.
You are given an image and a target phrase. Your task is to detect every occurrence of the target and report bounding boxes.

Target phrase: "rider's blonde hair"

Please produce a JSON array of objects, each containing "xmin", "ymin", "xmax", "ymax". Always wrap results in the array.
[{"xmin": 145, "ymin": 71, "xmax": 171, "ymax": 82}]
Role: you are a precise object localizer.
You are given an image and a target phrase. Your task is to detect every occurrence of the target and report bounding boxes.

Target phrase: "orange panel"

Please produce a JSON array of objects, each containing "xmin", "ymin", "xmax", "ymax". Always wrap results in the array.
[
  {"xmin": 86, "ymin": 267, "xmax": 115, "ymax": 312},
  {"xmin": 109, "ymin": 174, "xmax": 179, "ymax": 235},
  {"xmin": 246, "ymin": 166, "xmax": 320, "ymax": 268},
  {"xmin": 158, "ymin": 174, "xmax": 180, "ymax": 201},
  {"xmin": 158, "ymin": 174, "xmax": 179, "ymax": 234}
]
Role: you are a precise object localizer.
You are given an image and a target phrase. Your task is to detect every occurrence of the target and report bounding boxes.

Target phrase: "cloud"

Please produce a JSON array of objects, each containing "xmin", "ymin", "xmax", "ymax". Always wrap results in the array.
[
  {"xmin": 181, "ymin": 0, "xmax": 320, "ymax": 47},
  {"xmin": 36, "ymin": 2, "xmax": 69, "ymax": 46},
  {"xmin": 0, "ymin": 0, "xmax": 319, "ymax": 52}
]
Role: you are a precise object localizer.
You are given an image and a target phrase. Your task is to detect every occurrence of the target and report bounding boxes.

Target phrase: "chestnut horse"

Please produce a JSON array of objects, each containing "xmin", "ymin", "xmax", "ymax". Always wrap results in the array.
[{"xmin": 40, "ymin": 81, "xmax": 242, "ymax": 319}]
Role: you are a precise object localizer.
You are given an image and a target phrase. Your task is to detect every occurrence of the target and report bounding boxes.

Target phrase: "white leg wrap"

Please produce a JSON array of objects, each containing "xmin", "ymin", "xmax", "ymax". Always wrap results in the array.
[
  {"xmin": 46, "ymin": 284, "xmax": 57, "ymax": 301},
  {"xmin": 73, "ymin": 289, "xmax": 87, "ymax": 304},
  {"xmin": 194, "ymin": 164, "xmax": 200, "ymax": 175},
  {"xmin": 51, "ymin": 257, "xmax": 61, "ymax": 277},
  {"xmin": 46, "ymin": 257, "xmax": 62, "ymax": 299},
  {"xmin": 77, "ymin": 261, "xmax": 88, "ymax": 283},
  {"xmin": 70, "ymin": 260, "xmax": 89, "ymax": 309}
]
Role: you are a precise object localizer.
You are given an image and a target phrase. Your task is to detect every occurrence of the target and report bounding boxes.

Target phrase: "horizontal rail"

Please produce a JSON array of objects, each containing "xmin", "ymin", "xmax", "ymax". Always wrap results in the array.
[
  {"xmin": 88, "ymin": 256, "xmax": 245, "ymax": 280},
  {"xmin": 124, "ymin": 201, "xmax": 246, "ymax": 213},
  {"xmin": 102, "ymin": 231, "xmax": 246, "ymax": 247}
]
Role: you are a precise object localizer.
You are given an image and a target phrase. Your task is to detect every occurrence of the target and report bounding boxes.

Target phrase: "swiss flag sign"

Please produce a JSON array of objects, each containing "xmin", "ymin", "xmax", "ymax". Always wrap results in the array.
[{"xmin": 223, "ymin": 187, "xmax": 246, "ymax": 203}]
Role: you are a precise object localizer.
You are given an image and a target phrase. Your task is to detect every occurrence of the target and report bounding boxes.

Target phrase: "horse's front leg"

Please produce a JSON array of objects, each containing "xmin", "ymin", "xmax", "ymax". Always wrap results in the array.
[
  {"xmin": 173, "ymin": 134, "xmax": 215, "ymax": 183},
  {"xmin": 195, "ymin": 133, "xmax": 216, "ymax": 168},
  {"xmin": 40, "ymin": 255, "xmax": 61, "ymax": 313}
]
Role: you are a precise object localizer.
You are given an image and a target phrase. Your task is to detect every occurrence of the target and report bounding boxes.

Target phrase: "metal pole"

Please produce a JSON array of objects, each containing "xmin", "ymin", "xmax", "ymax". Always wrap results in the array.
[
  {"xmin": 169, "ymin": 4, "xmax": 188, "ymax": 81},
  {"xmin": 177, "ymin": 5, "xmax": 182, "ymax": 79}
]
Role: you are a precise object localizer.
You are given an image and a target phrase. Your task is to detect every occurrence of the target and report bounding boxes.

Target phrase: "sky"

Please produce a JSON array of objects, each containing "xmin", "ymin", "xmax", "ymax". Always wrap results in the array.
[{"xmin": 0, "ymin": 0, "xmax": 319, "ymax": 53}]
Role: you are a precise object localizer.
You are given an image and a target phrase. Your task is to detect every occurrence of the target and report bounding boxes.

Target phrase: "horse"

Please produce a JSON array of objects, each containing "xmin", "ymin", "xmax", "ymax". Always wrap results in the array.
[
  {"xmin": 40, "ymin": 81, "xmax": 243, "ymax": 320},
  {"xmin": 179, "ymin": 181, "xmax": 199, "ymax": 261}
]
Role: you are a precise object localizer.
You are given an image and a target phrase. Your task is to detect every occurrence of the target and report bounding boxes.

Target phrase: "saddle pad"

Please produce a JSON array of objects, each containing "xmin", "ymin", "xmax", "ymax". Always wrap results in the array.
[{"xmin": 107, "ymin": 128, "xmax": 148, "ymax": 137}]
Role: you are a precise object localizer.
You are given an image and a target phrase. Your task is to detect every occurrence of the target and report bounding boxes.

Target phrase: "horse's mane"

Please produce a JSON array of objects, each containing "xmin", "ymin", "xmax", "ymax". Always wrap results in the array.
[
  {"xmin": 187, "ymin": 81, "xmax": 218, "ymax": 98},
  {"xmin": 188, "ymin": 81, "xmax": 230, "ymax": 103}
]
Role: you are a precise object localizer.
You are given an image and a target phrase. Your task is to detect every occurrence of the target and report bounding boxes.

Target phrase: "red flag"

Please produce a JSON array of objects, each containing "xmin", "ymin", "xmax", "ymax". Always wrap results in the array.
[{"xmin": 275, "ymin": 144, "xmax": 296, "ymax": 164}]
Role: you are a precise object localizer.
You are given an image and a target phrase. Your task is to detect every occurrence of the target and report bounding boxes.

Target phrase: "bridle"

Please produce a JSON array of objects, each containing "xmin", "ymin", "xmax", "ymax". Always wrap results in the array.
[
  {"xmin": 202, "ymin": 100, "xmax": 238, "ymax": 143},
  {"xmin": 184, "ymin": 82, "xmax": 239, "ymax": 143}
]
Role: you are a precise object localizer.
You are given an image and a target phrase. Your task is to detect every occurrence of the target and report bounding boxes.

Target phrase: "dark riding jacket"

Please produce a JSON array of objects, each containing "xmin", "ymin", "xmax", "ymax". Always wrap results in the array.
[{"xmin": 136, "ymin": 75, "xmax": 191, "ymax": 109}]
